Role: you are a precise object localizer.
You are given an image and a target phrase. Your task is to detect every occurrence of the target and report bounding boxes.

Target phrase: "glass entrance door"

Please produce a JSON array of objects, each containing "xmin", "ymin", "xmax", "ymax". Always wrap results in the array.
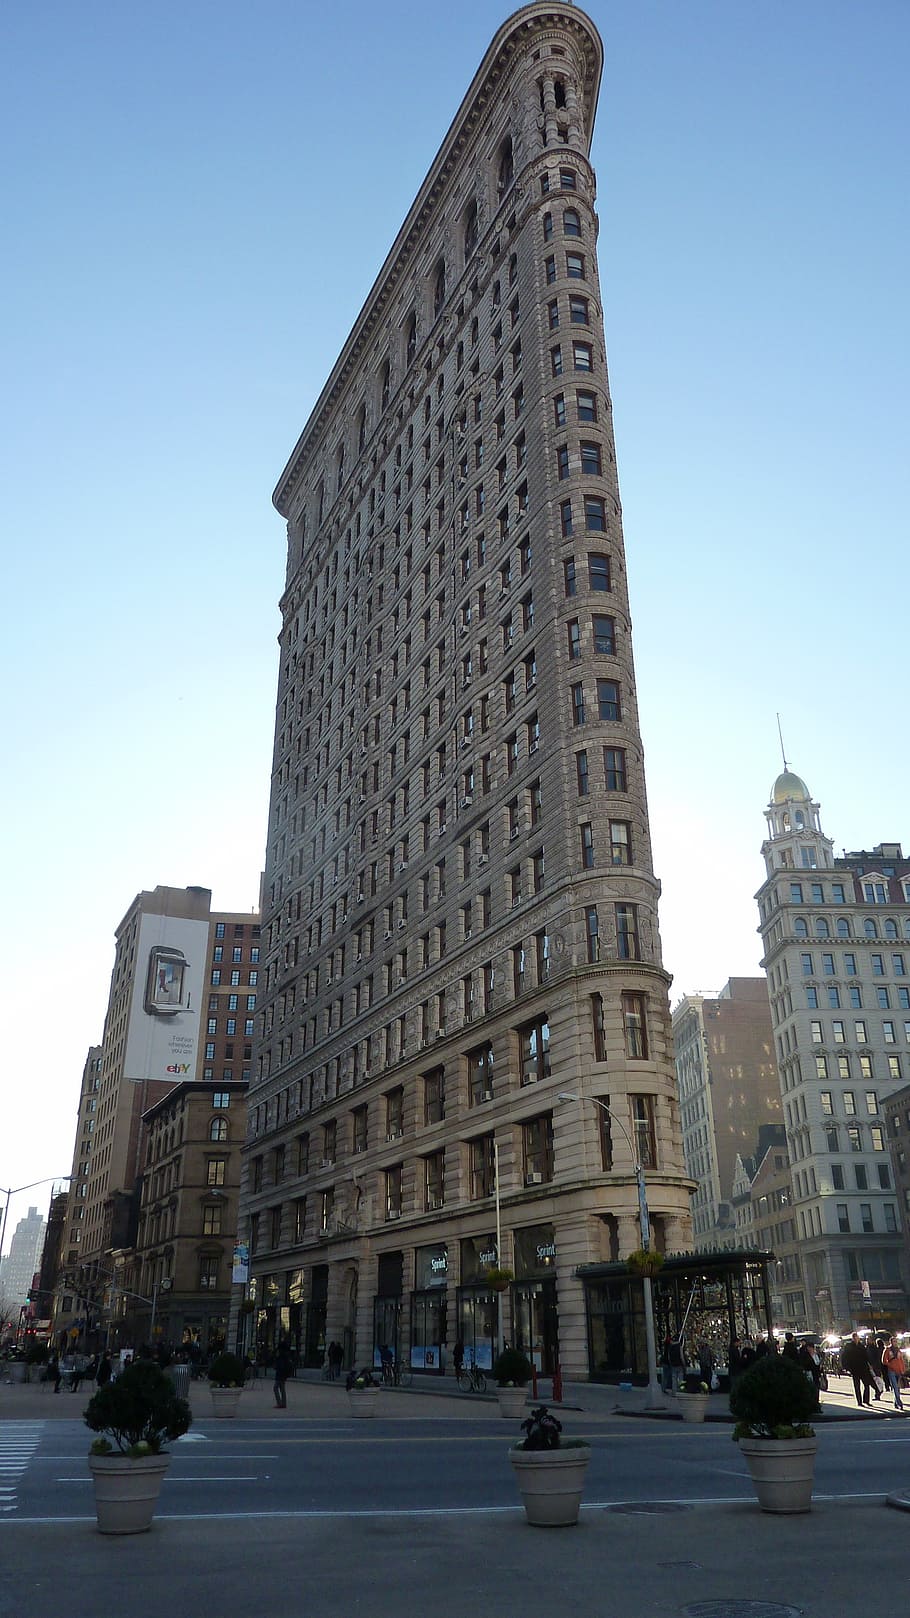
[{"xmin": 512, "ymin": 1279, "xmax": 558, "ymax": 1373}]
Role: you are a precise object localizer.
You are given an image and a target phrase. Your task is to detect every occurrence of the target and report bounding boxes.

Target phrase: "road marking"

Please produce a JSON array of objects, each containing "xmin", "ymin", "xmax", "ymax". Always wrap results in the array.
[
  {"xmin": 56, "ymin": 1476, "xmax": 260, "ymax": 1484},
  {"xmin": 0, "ymin": 1424, "xmax": 42, "ymax": 1513}
]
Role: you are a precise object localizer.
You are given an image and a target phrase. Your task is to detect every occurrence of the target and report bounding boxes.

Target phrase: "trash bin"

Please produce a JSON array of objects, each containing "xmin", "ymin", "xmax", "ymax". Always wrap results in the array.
[{"xmin": 168, "ymin": 1363, "xmax": 191, "ymax": 1399}]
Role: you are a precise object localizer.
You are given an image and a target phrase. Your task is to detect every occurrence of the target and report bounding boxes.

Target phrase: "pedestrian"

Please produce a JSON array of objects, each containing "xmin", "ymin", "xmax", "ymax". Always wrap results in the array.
[
  {"xmin": 45, "ymin": 1352, "xmax": 62, "ymax": 1394},
  {"xmin": 728, "ymin": 1338, "xmax": 744, "ymax": 1380},
  {"xmin": 328, "ymin": 1340, "xmax": 343, "ymax": 1381},
  {"xmin": 841, "ymin": 1331, "xmax": 875, "ymax": 1407},
  {"xmin": 739, "ymin": 1339, "xmax": 756, "ymax": 1372},
  {"xmin": 95, "ymin": 1352, "xmax": 112, "ymax": 1387},
  {"xmin": 273, "ymin": 1341, "xmax": 294, "ymax": 1409},
  {"xmin": 781, "ymin": 1332, "xmax": 799, "ymax": 1362},
  {"xmin": 697, "ymin": 1339, "xmax": 716, "ymax": 1388},
  {"xmin": 798, "ymin": 1341, "xmax": 823, "ymax": 1408},
  {"xmin": 454, "ymin": 1339, "xmax": 465, "ymax": 1378},
  {"xmin": 865, "ymin": 1335, "xmax": 885, "ymax": 1401},
  {"xmin": 660, "ymin": 1335, "xmax": 674, "ymax": 1393},
  {"xmin": 882, "ymin": 1335, "xmax": 906, "ymax": 1411}
]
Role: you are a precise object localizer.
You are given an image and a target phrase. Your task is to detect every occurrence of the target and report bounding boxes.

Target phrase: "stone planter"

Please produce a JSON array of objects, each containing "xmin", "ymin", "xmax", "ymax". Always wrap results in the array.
[
  {"xmin": 347, "ymin": 1386, "xmax": 381, "ymax": 1418},
  {"xmin": 676, "ymin": 1392, "xmax": 709, "ymax": 1424},
  {"xmin": 738, "ymin": 1436, "xmax": 818, "ymax": 1513},
  {"xmin": 510, "ymin": 1444, "xmax": 591, "ymax": 1526},
  {"xmin": 5, "ymin": 1361, "xmax": 26, "ymax": 1384},
  {"xmin": 210, "ymin": 1387, "xmax": 243, "ymax": 1419},
  {"xmin": 497, "ymin": 1386, "xmax": 529, "ymax": 1419},
  {"xmin": 88, "ymin": 1452, "xmax": 171, "ymax": 1535}
]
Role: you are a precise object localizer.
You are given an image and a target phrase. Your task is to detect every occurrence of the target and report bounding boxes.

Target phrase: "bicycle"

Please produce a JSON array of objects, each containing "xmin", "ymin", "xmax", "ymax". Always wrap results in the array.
[
  {"xmin": 456, "ymin": 1363, "xmax": 488, "ymax": 1394},
  {"xmin": 382, "ymin": 1358, "xmax": 413, "ymax": 1388}
]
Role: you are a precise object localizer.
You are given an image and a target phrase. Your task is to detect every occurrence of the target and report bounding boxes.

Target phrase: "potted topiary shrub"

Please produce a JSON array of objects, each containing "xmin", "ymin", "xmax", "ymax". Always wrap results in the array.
[
  {"xmin": 346, "ymin": 1367, "xmax": 381, "ymax": 1417},
  {"xmin": 677, "ymin": 1380, "xmax": 710, "ymax": 1423},
  {"xmin": 84, "ymin": 1358, "xmax": 191, "ymax": 1534},
  {"xmin": 509, "ymin": 1404, "xmax": 591, "ymax": 1526},
  {"xmin": 207, "ymin": 1351, "xmax": 246, "ymax": 1418},
  {"xmin": 492, "ymin": 1347, "xmax": 533, "ymax": 1418},
  {"xmin": 730, "ymin": 1352, "xmax": 818, "ymax": 1513}
]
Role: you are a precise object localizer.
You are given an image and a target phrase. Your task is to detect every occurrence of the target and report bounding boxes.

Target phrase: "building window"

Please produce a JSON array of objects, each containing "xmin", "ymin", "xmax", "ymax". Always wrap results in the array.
[
  {"xmin": 580, "ymin": 822, "xmax": 595, "ymax": 868},
  {"xmin": 212, "ymin": 1092, "xmax": 230, "ymax": 1109},
  {"xmin": 597, "ymin": 679, "xmax": 621, "ymax": 721},
  {"xmin": 571, "ymin": 682, "xmax": 586, "ymax": 726},
  {"xmin": 424, "ymin": 1067, "xmax": 445, "ymax": 1125},
  {"xmin": 576, "ymin": 749, "xmax": 589, "ymax": 795},
  {"xmin": 519, "ymin": 1017, "xmax": 550, "ymax": 1086},
  {"xmin": 622, "ymin": 991, "xmax": 648, "ymax": 1059},
  {"xmin": 352, "ymin": 1105, "xmax": 368, "ymax": 1155},
  {"xmin": 202, "ymin": 1204, "xmax": 222, "ymax": 1237},
  {"xmin": 199, "ymin": 1256, "xmax": 220, "ymax": 1291},
  {"xmin": 609, "ymin": 821, "xmax": 631, "ymax": 866},
  {"xmin": 385, "ymin": 1166, "xmax": 403, "ymax": 1220},
  {"xmin": 468, "ymin": 1042, "xmax": 494, "ymax": 1105},
  {"xmin": 209, "ymin": 1117, "xmax": 228, "ymax": 1143},
  {"xmin": 588, "ymin": 552, "xmax": 610, "ymax": 590},
  {"xmin": 470, "ymin": 1134, "xmax": 495, "ymax": 1199},
  {"xmin": 424, "ymin": 1151, "xmax": 445, "ymax": 1210},
  {"xmin": 321, "ymin": 1188, "xmax": 334, "ymax": 1232},
  {"xmin": 522, "ymin": 1114, "xmax": 554, "ymax": 1184},
  {"xmin": 563, "ymin": 208, "xmax": 581, "ymax": 237},
  {"xmin": 592, "ymin": 613, "xmax": 615, "ymax": 654},
  {"xmin": 615, "ymin": 903, "xmax": 639, "ymax": 960},
  {"xmin": 604, "ymin": 747, "xmax": 627, "ymax": 791},
  {"xmin": 631, "ymin": 1094, "xmax": 657, "ymax": 1168},
  {"xmin": 322, "ymin": 1120, "xmax": 337, "ymax": 1165},
  {"xmin": 206, "ymin": 1158, "xmax": 226, "ymax": 1188},
  {"xmin": 386, "ymin": 1088, "xmax": 404, "ymax": 1140},
  {"xmin": 585, "ymin": 904, "xmax": 600, "ymax": 963},
  {"xmin": 596, "ymin": 1096, "xmax": 613, "ymax": 1169},
  {"xmin": 569, "ymin": 295, "xmax": 590, "ymax": 325}
]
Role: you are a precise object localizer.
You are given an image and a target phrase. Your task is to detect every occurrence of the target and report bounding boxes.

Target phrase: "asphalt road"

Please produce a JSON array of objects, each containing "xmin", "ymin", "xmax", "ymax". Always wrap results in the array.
[{"xmin": 5, "ymin": 1407, "xmax": 910, "ymax": 1523}]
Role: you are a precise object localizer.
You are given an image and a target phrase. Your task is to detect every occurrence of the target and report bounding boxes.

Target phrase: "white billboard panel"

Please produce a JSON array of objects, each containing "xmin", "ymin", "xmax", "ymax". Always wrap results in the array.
[{"xmin": 123, "ymin": 912, "xmax": 209, "ymax": 1083}]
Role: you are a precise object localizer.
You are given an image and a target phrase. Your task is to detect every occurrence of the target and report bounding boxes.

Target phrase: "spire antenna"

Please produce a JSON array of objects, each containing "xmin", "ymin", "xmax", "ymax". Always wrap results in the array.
[{"xmin": 776, "ymin": 713, "xmax": 789, "ymax": 771}]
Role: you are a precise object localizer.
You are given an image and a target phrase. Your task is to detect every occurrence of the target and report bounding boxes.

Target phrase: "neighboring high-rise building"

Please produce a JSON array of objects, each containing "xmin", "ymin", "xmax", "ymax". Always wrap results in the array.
[
  {"xmin": 55, "ymin": 889, "xmax": 257, "ymax": 1341},
  {"xmin": 757, "ymin": 769, "xmax": 910, "ymax": 1331},
  {"xmin": 0, "ymin": 1207, "xmax": 46, "ymax": 1310},
  {"xmin": 109, "ymin": 1079, "xmax": 248, "ymax": 1355},
  {"xmin": 673, "ymin": 979, "xmax": 782, "ymax": 1249},
  {"xmin": 745, "ymin": 1127, "xmax": 803, "ymax": 1325},
  {"xmin": 244, "ymin": 3, "xmax": 692, "ymax": 1381},
  {"xmin": 53, "ymin": 1045, "xmax": 102, "ymax": 1342}
]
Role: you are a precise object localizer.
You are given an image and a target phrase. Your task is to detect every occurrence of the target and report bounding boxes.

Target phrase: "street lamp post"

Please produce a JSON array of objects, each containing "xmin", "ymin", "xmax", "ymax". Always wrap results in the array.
[{"xmin": 557, "ymin": 1092, "xmax": 663, "ymax": 1409}]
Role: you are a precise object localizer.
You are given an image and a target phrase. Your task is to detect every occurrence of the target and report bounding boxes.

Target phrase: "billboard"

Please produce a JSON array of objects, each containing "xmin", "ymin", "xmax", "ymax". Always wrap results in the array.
[{"xmin": 123, "ymin": 912, "xmax": 209, "ymax": 1083}]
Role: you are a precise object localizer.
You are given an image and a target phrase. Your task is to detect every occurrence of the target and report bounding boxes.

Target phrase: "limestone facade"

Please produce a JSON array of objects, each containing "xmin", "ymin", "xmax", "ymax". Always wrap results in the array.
[{"xmin": 244, "ymin": 3, "xmax": 693, "ymax": 1379}]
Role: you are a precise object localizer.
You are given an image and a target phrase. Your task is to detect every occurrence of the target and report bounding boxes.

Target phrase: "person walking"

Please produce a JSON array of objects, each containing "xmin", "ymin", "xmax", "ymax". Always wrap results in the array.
[
  {"xmin": 882, "ymin": 1335, "xmax": 907, "ymax": 1411},
  {"xmin": 798, "ymin": 1341, "xmax": 823, "ymax": 1408},
  {"xmin": 697, "ymin": 1339, "xmax": 716, "ymax": 1388},
  {"xmin": 95, "ymin": 1352, "xmax": 112, "ymax": 1387},
  {"xmin": 781, "ymin": 1332, "xmax": 800, "ymax": 1363},
  {"xmin": 841, "ymin": 1331, "xmax": 875, "ymax": 1407},
  {"xmin": 865, "ymin": 1334, "xmax": 885, "ymax": 1401},
  {"xmin": 273, "ymin": 1341, "xmax": 294, "ymax": 1409}
]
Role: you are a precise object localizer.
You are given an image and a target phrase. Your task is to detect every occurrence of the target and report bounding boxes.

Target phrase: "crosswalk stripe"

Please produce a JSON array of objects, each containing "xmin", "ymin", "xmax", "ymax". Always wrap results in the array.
[{"xmin": 0, "ymin": 1423, "xmax": 43, "ymax": 1513}]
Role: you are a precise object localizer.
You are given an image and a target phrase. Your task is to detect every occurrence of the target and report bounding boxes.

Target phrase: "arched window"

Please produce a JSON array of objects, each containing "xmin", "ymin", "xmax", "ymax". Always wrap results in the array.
[
  {"xmin": 815, "ymin": 917, "xmax": 830, "ymax": 939},
  {"xmin": 508, "ymin": 253, "xmax": 518, "ymax": 287},
  {"xmin": 864, "ymin": 919, "xmax": 878, "ymax": 939},
  {"xmin": 794, "ymin": 918, "xmax": 808, "ymax": 938},
  {"xmin": 463, "ymin": 201, "xmax": 478, "ymax": 262},
  {"xmin": 210, "ymin": 1117, "xmax": 228, "ymax": 1143},
  {"xmin": 836, "ymin": 917, "xmax": 851, "ymax": 939},
  {"xmin": 433, "ymin": 261, "xmax": 446, "ymax": 320},
  {"xmin": 563, "ymin": 208, "xmax": 581, "ymax": 237},
  {"xmin": 884, "ymin": 919, "xmax": 898, "ymax": 940},
  {"xmin": 497, "ymin": 135, "xmax": 514, "ymax": 198},
  {"xmin": 554, "ymin": 78, "xmax": 567, "ymax": 109},
  {"xmin": 406, "ymin": 314, "xmax": 417, "ymax": 365}
]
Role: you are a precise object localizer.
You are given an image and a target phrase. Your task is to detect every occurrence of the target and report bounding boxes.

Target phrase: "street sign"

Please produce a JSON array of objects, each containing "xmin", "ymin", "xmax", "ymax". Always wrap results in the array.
[{"xmin": 861, "ymin": 1279, "xmax": 871, "ymax": 1302}]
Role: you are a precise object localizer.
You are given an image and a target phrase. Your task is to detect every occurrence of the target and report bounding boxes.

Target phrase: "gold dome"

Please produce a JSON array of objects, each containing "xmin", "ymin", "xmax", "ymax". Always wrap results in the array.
[{"xmin": 772, "ymin": 770, "xmax": 810, "ymax": 804}]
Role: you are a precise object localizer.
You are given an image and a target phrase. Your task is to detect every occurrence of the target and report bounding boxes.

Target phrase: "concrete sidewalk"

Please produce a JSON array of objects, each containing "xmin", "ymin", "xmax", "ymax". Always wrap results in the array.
[
  {"xmin": 0, "ymin": 1497, "xmax": 904, "ymax": 1618},
  {"xmin": 2, "ymin": 1366, "xmax": 899, "ymax": 1425}
]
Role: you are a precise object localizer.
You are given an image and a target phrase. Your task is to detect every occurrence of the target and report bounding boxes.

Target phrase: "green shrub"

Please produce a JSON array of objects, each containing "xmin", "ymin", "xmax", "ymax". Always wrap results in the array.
[
  {"xmin": 729, "ymin": 1353, "xmax": 817, "ymax": 1439},
  {"xmin": 208, "ymin": 1352, "xmax": 246, "ymax": 1388},
  {"xmin": 492, "ymin": 1347, "xmax": 533, "ymax": 1387},
  {"xmin": 84, "ymin": 1360, "xmax": 191, "ymax": 1454}
]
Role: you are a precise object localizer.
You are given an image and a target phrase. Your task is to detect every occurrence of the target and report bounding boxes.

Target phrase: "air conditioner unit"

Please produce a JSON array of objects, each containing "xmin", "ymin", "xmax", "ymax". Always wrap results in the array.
[
  {"xmin": 398, "ymin": 919, "xmax": 406, "ymax": 930},
  {"xmin": 525, "ymin": 1171, "xmax": 543, "ymax": 1185},
  {"xmin": 387, "ymin": 1208, "xmax": 401, "ymax": 1220},
  {"xmin": 528, "ymin": 740, "xmax": 539, "ymax": 754},
  {"xmin": 398, "ymin": 862, "xmax": 408, "ymax": 874},
  {"xmin": 357, "ymin": 894, "xmax": 365, "ymax": 904},
  {"xmin": 435, "ymin": 1030, "xmax": 445, "ymax": 1040},
  {"xmin": 438, "ymin": 825, "xmax": 447, "ymax": 837},
  {"xmin": 398, "ymin": 976, "xmax": 407, "ymax": 988},
  {"xmin": 462, "ymin": 795, "xmax": 473, "ymax": 809},
  {"xmin": 509, "ymin": 829, "xmax": 519, "ymax": 841},
  {"xmin": 355, "ymin": 952, "xmax": 362, "ymax": 963}
]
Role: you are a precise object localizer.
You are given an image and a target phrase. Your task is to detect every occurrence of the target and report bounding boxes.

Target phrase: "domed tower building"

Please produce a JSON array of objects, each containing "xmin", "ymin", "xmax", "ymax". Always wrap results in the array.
[
  {"xmin": 245, "ymin": 4, "xmax": 693, "ymax": 1383},
  {"xmin": 757, "ymin": 770, "xmax": 910, "ymax": 1332}
]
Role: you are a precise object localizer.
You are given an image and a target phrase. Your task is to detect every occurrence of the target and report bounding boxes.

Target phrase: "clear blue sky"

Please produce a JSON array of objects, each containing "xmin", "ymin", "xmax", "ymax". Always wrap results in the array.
[{"xmin": 2, "ymin": 0, "xmax": 907, "ymax": 1247}]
